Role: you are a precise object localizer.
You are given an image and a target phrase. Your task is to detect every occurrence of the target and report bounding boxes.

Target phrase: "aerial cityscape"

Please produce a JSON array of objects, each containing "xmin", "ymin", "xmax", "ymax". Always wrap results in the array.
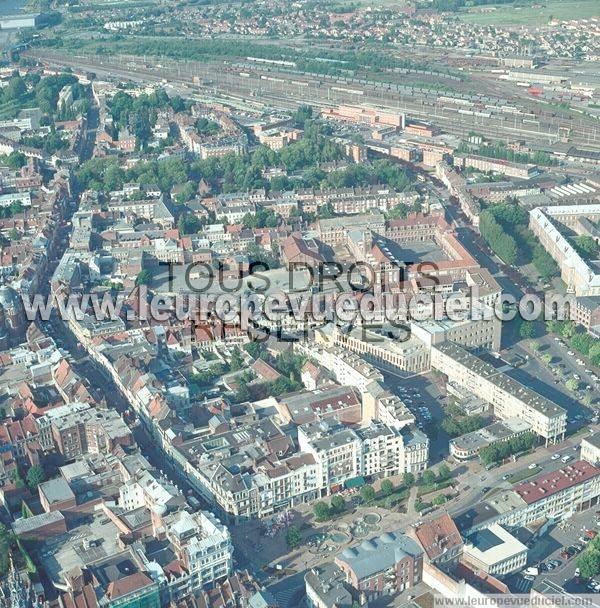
[{"xmin": 0, "ymin": 0, "xmax": 598, "ymax": 607}]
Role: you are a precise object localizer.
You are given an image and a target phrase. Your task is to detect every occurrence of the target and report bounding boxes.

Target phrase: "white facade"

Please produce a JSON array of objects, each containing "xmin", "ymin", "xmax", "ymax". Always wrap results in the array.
[
  {"xmin": 431, "ymin": 342, "xmax": 566, "ymax": 443},
  {"xmin": 166, "ymin": 510, "xmax": 233, "ymax": 595}
]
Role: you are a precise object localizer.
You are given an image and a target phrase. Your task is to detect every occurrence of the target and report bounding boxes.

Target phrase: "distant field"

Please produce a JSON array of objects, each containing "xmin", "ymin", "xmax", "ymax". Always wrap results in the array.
[{"xmin": 458, "ymin": 0, "xmax": 600, "ymax": 26}]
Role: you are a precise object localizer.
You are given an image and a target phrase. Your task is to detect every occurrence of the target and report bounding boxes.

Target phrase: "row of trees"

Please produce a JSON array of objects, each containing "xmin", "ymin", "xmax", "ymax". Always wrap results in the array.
[
  {"xmin": 546, "ymin": 320, "xmax": 600, "ymax": 367},
  {"xmin": 458, "ymin": 141, "xmax": 557, "ymax": 167},
  {"xmin": 479, "ymin": 201, "xmax": 559, "ymax": 281},
  {"xmin": 479, "ymin": 431, "xmax": 536, "ymax": 468},
  {"xmin": 45, "ymin": 34, "xmax": 456, "ymax": 83},
  {"xmin": 312, "ymin": 474, "xmax": 417, "ymax": 520}
]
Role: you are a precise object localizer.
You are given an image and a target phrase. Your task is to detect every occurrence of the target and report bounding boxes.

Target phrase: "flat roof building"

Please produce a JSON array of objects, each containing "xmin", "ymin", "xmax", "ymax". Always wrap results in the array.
[
  {"xmin": 432, "ymin": 342, "xmax": 566, "ymax": 443},
  {"xmin": 463, "ymin": 524, "xmax": 527, "ymax": 576}
]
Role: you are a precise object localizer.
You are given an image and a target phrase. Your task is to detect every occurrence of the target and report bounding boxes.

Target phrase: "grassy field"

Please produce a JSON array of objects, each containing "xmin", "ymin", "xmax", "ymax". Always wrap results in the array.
[{"xmin": 459, "ymin": 0, "xmax": 600, "ymax": 26}]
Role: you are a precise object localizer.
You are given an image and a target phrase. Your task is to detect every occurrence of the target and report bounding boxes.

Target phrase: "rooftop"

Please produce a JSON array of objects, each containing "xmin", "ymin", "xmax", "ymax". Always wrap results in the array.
[
  {"xmin": 336, "ymin": 529, "xmax": 422, "ymax": 580},
  {"xmin": 465, "ymin": 523, "xmax": 527, "ymax": 566},
  {"xmin": 436, "ymin": 343, "xmax": 566, "ymax": 419},
  {"xmin": 514, "ymin": 460, "xmax": 600, "ymax": 505}
]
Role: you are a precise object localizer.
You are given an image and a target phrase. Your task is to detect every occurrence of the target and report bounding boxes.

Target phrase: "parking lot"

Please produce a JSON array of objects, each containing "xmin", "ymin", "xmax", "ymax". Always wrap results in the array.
[
  {"xmin": 382, "ymin": 370, "xmax": 451, "ymax": 464},
  {"xmin": 507, "ymin": 337, "xmax": 598, "ymax": 427},
  {"xmin": 508, "ymin": 508, "xmax": 600, "ymax": 594}
]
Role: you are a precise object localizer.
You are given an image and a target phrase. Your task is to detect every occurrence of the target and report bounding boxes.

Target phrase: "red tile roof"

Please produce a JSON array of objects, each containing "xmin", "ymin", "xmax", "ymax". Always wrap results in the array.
[
  {"xmin": 412, "ymin": 514, "xmax": 462, "ymax": 561},
  {"xmin": 514, "ymin": 460, "xmax": 600, "ymax": 505},
  {"xmin": 106, "ymin": 572, "xmax": 153, "ymax": 600}
]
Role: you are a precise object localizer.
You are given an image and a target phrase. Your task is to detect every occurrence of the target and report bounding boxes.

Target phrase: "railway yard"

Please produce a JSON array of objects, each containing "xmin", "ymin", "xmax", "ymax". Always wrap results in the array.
[{"xmin": 28, "ymin": 49, "xmax": 600, "ymax": 152}]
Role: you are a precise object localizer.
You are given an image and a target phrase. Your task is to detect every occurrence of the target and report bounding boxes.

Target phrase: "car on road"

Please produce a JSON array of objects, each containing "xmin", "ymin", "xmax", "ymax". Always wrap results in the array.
[
  {"xmin": 502, "ymin": 473, "xmax": 512, "ymax": 480},
  {"xmin": 528, "ymin": 463, "xmax": 538, "ymax": 469},
  {"xmin": 551, "ymin": 453, "xmax": 561, "ymax": 460}
]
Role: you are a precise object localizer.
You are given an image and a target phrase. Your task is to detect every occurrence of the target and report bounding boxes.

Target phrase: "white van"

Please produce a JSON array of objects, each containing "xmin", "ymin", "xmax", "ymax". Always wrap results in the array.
[{"xmin": 561, "ymin": 455, "xmax": 572, "ymax": 463}]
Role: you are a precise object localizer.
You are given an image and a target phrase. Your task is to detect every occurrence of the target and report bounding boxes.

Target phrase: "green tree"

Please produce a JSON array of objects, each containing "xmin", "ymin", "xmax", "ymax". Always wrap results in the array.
[
  {"xmin": 421, "ymin": 470, "xmax": 436, "ymax": 486},
  {"xmin": 292, "ymin": 104, "xmax": 313, "ymax": 128},
  {"xmin": 403, "ymin": 472, "xmax": 415, "ymax": 488},
  {"xmin": 437, "ymin": 464, "xmax": 451, "ymax": 481},
  {"xmin": 285, "ymin": 525, "xmax": 302, "ymax": 549},
  {"xmin": 360, "ymin": 485, "xmax": 376, "ymax": 504},
  {"xmin": 244, "ymin": 341, "xmax": 266, "ymax": 360},
  {"xmin": 574, "ymin": 235, "xmax": 599, "ymax": 260},
  {"xmin": 519, "ymin": 321, "xmax": 536, "ymax": 340},
  {"xmin": 229, "ymin": 348, "xmax": 244, "ymax": 371},
  {"xmin": 136, "ymin": 269, "xmax": 152, "ymax": 286},
  {"xmin": 330, "ymin": 495, "xmax": 346, "ymax": 514},
  {"xmin": 566, "ymin": 378, "xmax": 579, "ymax": 392},
  {"xmin": 577, "ymin": 544, "xmax": 600, "ymax": 579},
  {"xmin": 414, "ymin": 498, "xmax": 425, "ymax": 513},
  {"xmin": 433, "ymin": 494, "xmax": 447, "ymax": 506},
  {"xmin": 26, "ymin": 465, "xmax": 45, "ymax": 490},
  {"xmin": 313, "ymin": 501, "xmax": 330, "ymax": 521},
  {"xmin": 541, "ymin": 353, "xmax": 552, "ymax": 365},
  {"xmin": 380, "ymin": 478, "xmax": 394, "ymax": 496},
  {"xmin": 0, "ymin": 523, "xmax": 11, "ymax": 576},
  {"xmin": 5, "ymin": 151, "xmax": 26, "ymax": 169}
]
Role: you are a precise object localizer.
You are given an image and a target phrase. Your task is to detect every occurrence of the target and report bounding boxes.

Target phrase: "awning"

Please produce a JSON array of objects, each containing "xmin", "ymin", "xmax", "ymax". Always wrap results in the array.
[{"xmin": 344, "ymin": 476, "xmax": 365, "ymax": 489}]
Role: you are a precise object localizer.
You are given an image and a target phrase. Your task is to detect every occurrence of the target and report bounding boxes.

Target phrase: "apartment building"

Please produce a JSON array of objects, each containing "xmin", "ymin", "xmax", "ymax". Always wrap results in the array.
[
  {"xmin": 332, "ymin": 326, "xmax": 431, "ymax": 374},
  {"xmin": 357, "ymin": 424, "xmax": 406, "ymax": 478},
  {"xmin": 164, "ymin": 509, "xmax": 233, "ymax": 596},
  {"xmin": 335, "ymin": 530, "xmax": 423, "ymax": 599},
  {"xmin": 530, "ymin": 205, "xmax": 600, "ymax": 296},
  {"xmin": 453, "ymin": 154, "xmax": 537, "ymax": 180},
  {"xmin": 512, "ymin": 461, "xmax": 600, "ymax": 524},
  {"xmin": 409, "ymin": 514, "xmax": 463, "ymax": 566},
  {"xmin": 298, "ymin": 421, "xmax": 362, "ymax": 493},
  {"xmin": 305, "ymin": 562, "xmax": 358, "ymax": 608},
  {"xmin": 306, "ymin": 345, "xmax": 383, "ymax": 392},
  {"xmin": 410, "ymin": 315, "xmax": 502, "ymax": 353},
  {"xmin": 315, "ymin": 213, "xmax": 385, "ymax": 246},
  {"xmin": 41, "ymin": 401, "xmax": 133, "ymax": 460},
  {"xmin": 581, "ymin": 434, "xmax": 600, "ymax": 466},
  {"xmin": 431, "ymin": 343, "xmax": 566, "ymax": 443}
]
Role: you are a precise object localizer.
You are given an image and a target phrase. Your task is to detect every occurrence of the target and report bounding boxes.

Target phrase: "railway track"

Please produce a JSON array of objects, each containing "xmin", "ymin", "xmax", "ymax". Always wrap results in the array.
[{"xmin": 27, "ymin": 49, "xmax": 600, "ymax": 151}]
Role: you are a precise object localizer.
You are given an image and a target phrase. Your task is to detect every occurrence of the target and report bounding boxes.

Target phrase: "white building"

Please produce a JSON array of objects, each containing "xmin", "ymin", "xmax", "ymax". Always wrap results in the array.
[
  {"xmin": 530, "ymin": 205, "xmax": 600, "ymax": 296},
  {"xmin": 306, "ymin": 345, "xmax": 383, "ymax": 392},
  {"xmin": 164, "ymin": 509, "xmax": 233, "ymax": 594},
  {"xmin": 431, "ymin": 342, "xmax": 566, "ymax": 444},
  {"xmin": 581, "ymin": 434, "xmax": 600, "ymax": 466},
  {"xmin": 463, "ymin": 524, "xmax": 527, "ymax": 576}
]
